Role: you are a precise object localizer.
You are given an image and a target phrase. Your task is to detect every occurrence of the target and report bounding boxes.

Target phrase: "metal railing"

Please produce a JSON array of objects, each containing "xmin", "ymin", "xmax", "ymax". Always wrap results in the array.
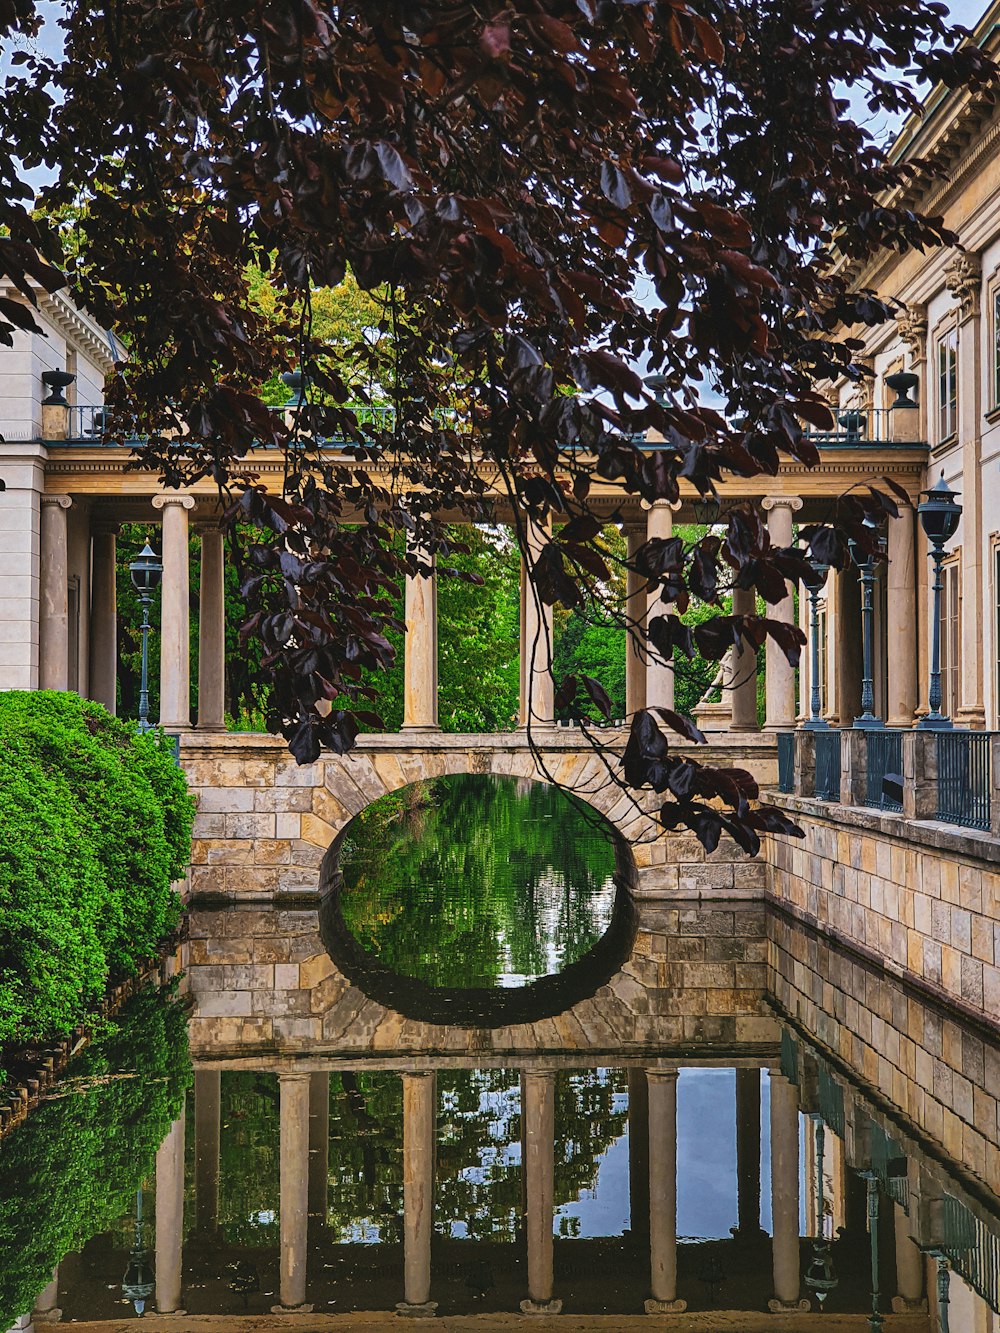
[
  {"xmin": 940, "ymin": 1193, "xmax": 1000, "ymax": 1315},
  {"xmin": 937, "ymin": 731, "xmax": 994, "ymax": 831},
  {"xmin": 865, "ymin": 730, "xmax": 904, "ymax": 812},
  {"xmin": 66, "ymin": 404, "xmax": 109, "ymax": 441},
  {"xmin": 804, "ymin": 406, "xmax": 892, "ymax": 444},
  {"xmin": 777, "ymin": 731, "xmax": 795, "ymax": 794},
  {"xmin": 814, "ymin": 730, "xmax": 841, "ymax": 802},
  {"xmin": 867, "ymin": 1118, "xmax": 909, "ymax": 1212}
]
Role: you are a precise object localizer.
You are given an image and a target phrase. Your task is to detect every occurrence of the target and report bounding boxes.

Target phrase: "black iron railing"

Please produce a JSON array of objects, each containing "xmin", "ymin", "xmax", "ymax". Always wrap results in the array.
[
  {"xmin": 937, "ymin": 731, "xmax": 993, "ymax": 832},
  {"xmin": 804, "ymin": 406, "xmax": 892, "ymax": 445},
  {"xmin": 940, "ymin": 1193, "xmax": 1000, "ymax": 1316},
  {"xmin": 814, "ymin": 730, "xmax": 841, "ymax": 802},
  {"xmin": 777, "ymin": 731, "xmax": 795, "ymax": 794},
  {"xmin": 865, "ymin": 730, "xmax": 904, "ymax": 813}
]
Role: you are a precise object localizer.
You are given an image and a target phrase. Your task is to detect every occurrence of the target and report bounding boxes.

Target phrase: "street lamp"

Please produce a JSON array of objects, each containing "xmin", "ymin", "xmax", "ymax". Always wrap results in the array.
[
  {"xmin": 849, "ymin": 518, "xmax": 885, "ymax": 729},
  {"xmin": 916, "ymin": 473, "xmax": 963, "ymax": 730},
  {"xmin": 804, "ymin": 1118, "xmax": 838, "ymax": 1306},
  {"xmin": 859, "ymin": 1171, "xmax": 884, "ymax": 1333},
  {"xmin": 801, "ymin": 557, "xmax": 830, "ymax": 730},
  {"xmin": 129, "ymin": 542, "xmax": 163, "ymax": 733},
  {"xmin": 121, "ymin": 1186, "xmax": 155, "ymax": 1314}
]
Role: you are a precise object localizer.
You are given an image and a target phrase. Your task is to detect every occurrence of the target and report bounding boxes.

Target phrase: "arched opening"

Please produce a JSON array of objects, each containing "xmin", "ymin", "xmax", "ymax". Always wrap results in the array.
[{"xmin": 318, "ymin": 773, "xmax": 637, "ymax": 1027}]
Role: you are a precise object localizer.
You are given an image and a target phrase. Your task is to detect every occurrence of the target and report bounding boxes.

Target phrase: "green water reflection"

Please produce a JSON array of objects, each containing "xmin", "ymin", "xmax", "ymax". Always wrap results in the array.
[{"xmin": 336, "ymin": 774, "xmax": 620, "ymax": 988}]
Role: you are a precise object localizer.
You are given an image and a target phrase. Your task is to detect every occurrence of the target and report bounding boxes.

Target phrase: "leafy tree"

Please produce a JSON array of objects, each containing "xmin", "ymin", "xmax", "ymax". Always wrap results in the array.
[{"xmin": 0, "ymin": 0, "xmax": 992, "ymax": 852}]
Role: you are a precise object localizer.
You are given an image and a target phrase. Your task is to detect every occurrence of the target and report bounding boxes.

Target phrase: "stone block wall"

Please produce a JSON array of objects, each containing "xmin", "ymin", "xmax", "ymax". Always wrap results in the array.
[{"xmin": 767, "ymin": 794, "xmax": 1000, "ymax": 1027}]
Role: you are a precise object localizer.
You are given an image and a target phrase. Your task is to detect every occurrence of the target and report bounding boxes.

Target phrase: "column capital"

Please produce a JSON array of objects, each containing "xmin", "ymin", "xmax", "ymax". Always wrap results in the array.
[
  {"xmin": 761, "ymin": 496, "xmax": 803, "ymax": 514},
  {"xmin": 41, "ymin": 492, "xmax": 72, "ymax": 510},
  {"xmin": 641, "ymin": 497, "xmax": 681, "ymax": 512},
  {"xmin": 945, "ymin": 250, "xmax": 982, "ymax": 321},
  {"xmin": 152, "ymin": 492, "xmax": 195, "ymax": 512},
  {"xmin": 277, "ymin": 1071, "xmax": 312, "ymax": 1086},
  {"xmin": 644, "ymin": 1065, "xmax": 680, "ymax": 1082}
]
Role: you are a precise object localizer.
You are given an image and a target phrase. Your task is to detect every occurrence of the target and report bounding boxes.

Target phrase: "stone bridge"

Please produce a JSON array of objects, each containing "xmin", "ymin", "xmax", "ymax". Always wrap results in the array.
[{"xmin": 181, "ymin": 729, "xmax": 778, "ymax": 904}]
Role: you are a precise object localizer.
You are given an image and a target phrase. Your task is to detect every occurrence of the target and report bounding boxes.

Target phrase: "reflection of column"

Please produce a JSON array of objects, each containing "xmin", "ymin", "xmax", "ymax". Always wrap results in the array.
[
  {"xmin": 32, "ymin": 1267, "xmax": 60, "ymax": 1323},
  {"xmin": 730, "ymin": 587, "xmax": 759, "ymax": 731},
  {"xmin": 403, "ymin": 539, "xmax": 439, "ymax": 730},
  {"xmin": 734, "ymin": 1068, "xmax": 763, "ymax": 1238},
  {"xmin": 274, "ymin": 1073, "xmax": 312, "ymax": 1313},
  {"xmin": 197, "ymin": 526, "xmax": 226, "ymax": 729},
  {"xmin": 39, "ymin": 495, "xmax": 73, "ymax": 691},
  {"xmin": 626, "ymin": 525, "xmax": 647, "ymax": 718},
  {"xmin": 521, "ymin": 518, "xmax": 554, "ymax": 726},
  {"xmin": 891, "ymin": 1202, "xmax": 927, "ymax": 1312},
  {"xmin": 194, "ymin": 1070, "xmax": 221, "ymax": 1234},
  {"xmin": 886, "ymin": 508, "xmax": 918, "ymax": 727},
  {"xmin": 645, "ymin": 1066, "xmax": 686, "ymax": 1313},
  {"xmin": 762, "ymin": 497, "xmax": 802, "ymax": 730},
  {"xmin": 646, "ymin": 500, "xmax": 675, "ymax": 711},
  {"xmin": 89, "ymin": 525, "xmax": 118, "ymax": 714},
  {"xmin": 768, "ymin": 1072, "xmax": 809, "ymax": 1312},
  {"xmin": 308, "ymin": 1071, "xmax": 330, "ymax": 1223},
  {"xmin": 152, "ymin": 493, "xmax": 195, "ymax": 729},
  {"xmin": 155, "ymin": 1110, "xmax": 186, "ymax": 1314},
  {"xmin": 398, "ymin": 1071, "xmax": 437, "ymax": 1317},
  {"xmin": 628, "ymin": 1069, "xmax": 650, "ymax": 1245},
  {"xmin": 521, "ymin": 1070, "xmax": 561, "ymax": 1314}
]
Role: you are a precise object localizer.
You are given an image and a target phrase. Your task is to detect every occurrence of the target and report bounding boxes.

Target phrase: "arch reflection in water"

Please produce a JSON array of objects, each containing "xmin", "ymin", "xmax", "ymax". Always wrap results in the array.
[{"xmin": 319, "ymin": 774, "xmax": 638, "ymax": 1027}]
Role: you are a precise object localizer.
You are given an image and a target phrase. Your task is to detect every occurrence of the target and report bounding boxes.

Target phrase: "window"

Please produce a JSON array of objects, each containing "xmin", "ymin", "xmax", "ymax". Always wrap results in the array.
[
  {"xmin": 938, "ymin": 327, "xmax": 958, "ymax": 441},
  {"xmin": 994, "ymin": 289, "xmax": 1000, "ymax": 409},
  {"xmin": 940, "ymin": 557, "xmax": 961, "ymax": 718}
]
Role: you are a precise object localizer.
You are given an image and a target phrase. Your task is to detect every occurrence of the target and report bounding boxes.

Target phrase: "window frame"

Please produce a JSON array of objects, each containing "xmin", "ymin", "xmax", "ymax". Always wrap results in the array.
[{"xmin": 936, "ymin": 323, "xmax": 959, "ymax": 444}]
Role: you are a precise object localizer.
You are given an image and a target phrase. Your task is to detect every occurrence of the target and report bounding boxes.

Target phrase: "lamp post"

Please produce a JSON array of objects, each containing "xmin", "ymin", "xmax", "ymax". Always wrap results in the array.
[
  {"xmin": 916, "ymin": 474, "xmax": 963, "ymax": 730},
  {"xmin": 122, "ymin": 1186, "xmax": 155, "ymax": 1315},
  {"xmin": 801, "ymin": 557, "xmax": 830, "ymax": 730},
  {"xmin": 850, "ymin": 518, "xmax": 885, "ymax": 729},
  {"xmin": 804, "ymin": 1118, "xmax": 838, "ymax": 1307},
  {"xmin": 859, "ymin": 1171, "xmax": 884, "ymax": 1333},
  {"xmin": 129, "ymin": 542, "xmax": 163, "ymax": 733}
]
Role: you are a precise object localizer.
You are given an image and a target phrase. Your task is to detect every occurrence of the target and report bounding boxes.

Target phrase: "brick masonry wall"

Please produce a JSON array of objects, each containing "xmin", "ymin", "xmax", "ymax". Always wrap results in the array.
[{"xmin": 766, "ymin": 794, "xmax": 1000, "ymax": 1026}]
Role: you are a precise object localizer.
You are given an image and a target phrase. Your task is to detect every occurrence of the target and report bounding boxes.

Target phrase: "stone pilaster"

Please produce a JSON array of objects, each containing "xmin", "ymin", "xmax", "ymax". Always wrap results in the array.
[
  {"xmin": 31, "ymin": 1268, "xmax": 60, "ymax": 1324},
  {"xmin": 39, "ymin": 494, "xmax": 72, "ymax": 692},
  {"xmin": 644, "ymin": 1066, "xmax": 686, "ymax": 1313},
  {"xmin": 152, "ymin": 493, "xmax": 195, "ymax": 729},
  {"xmin": 730, "ymin": 587, "xmax": 759, "ymax": 731},
  {"xmin": 626, "ymin": 524, "xmax": 647, "ymax": 718},
  {"xmin": 886, "ymin": 507, "xmax": 918, "ymax": 727},
  {"xmin": 521, "ymin": 517, "xmax": 554, "ymax": 727},
  {"xmin": 273, "ymin": 1072, "xmax": 313, "ymax": 1313},
  {"xmin": 403, "ymin": 539, "xmax": 439, "ymax": 731},
  {"xmin": 762, "ymin": 497, "xmax": 803, "ymax": 730},
  {"xmin": 521, "ymin": 1069, "xmax": 561, "ymax": 1314},
  {"xmin": 398, "ymin": 1071, "xmax": 437, "ymax": 1317},
  {"xmin": 891, "ymin": 1201, "xmax": 927, "ymax": 1313},
  {"xmin": 88, "ymin": 524, "xmax": 118, "ymax": 714},
  {"xmin": 945, "ymin": 251, "xmax": 985, "ymax": 728},
  {"xmin": 768, "ymin": 1072, "xmax": 809, "ymax": 1312},
  {"xmin": 645, "ymin": 500, "xmax": 675, "ymax": 711},
  {"xmin": 155, "ymin": 1110, "xmax": 186, "ymax": 1314},
  {"xmin": 197, "ymin": 526, "xmax": 227, "ymax": 730}
]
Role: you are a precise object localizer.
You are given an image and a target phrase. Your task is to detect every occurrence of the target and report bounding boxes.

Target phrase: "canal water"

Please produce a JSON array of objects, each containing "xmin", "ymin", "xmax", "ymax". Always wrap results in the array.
[{"xmin": 1, "ymin": 774, "xmax": 998, "ymax": 1325}]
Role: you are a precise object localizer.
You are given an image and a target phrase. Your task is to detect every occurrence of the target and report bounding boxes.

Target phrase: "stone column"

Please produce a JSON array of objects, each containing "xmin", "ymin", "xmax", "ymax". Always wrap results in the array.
[
  {"xmin": 39, "ymin": 495, "xmax": 73, "ymax": 691},
  {"xmin": 197, "ymin": 526, "xmax": 226, "ymax": 730},
  {"xmin": 194, "ymin": 1070, "xmax": 221, "ymax": 1234},
  {"xmin": 32, "ymin": 1269, "xmax": 60, "ymax": 1324},
  {"xmin": 521, "ymin": 1069, "xmax": 561, "ymax": 1314},
  {"xmin": 730, "ymin": 587, "xmax": 759, "ymax": 731},
  {"xmin": 626, "ymin": 524, "xmax": 647, "ymax": 718},
  {"xmin": 308, "ymin": 1071, "xmax": 330, "ymax": 1223},
  {"xmin": 646, "ymin": 500, "xmax": 675, "ymax": 711},
  {"xmin": 734, "ymin": 1068, "xmax": 763, "ymax": 1238},
  {"xmin": 892, "ymin": 1202, "xmax": 927, "ymax": 1312},
  {"xmin": 645, "ymin": 1066, "xmax": 686, "ymax": 1313},
  {"xmin": 762, "ymin": 497, "xmax": 802, "ymax": 730},
  {"xmin": 945, "ymin": 253, "xmax": 985, "ymax": 728},
  {"xmin": 398, "ymin": 1071, "xmax": 437, "ymax": 1317},
  {"xmin": 403, "ymin": 539, "xmax": 439, "ymax": 730},
  {"xmin": 521, "ymin": 517, "xmax": 554, "ymax": 726},
  {"xmin": 273, "ymin": 1073, "xmax": 312, "ymax": 1313},
  {"xmin": 886, "ymin": 507, "xmax": 919, "ymax": 727},
  {"xmin": 155, "ymin": 1109, "xmax": 186, "ymax": 1315},
  {"xmin": 768, "ymin": 1072, "xmax": 808, "ymax": 1312},
  {"xmin": 628, "ymin": 1069, "xmax": 650, "ymax": 1245},
  {"xmin": 152, "ymin": 493, "xmax": 194, "ymax": 729},
  {"xmin": 88, "ymin": 524, "xmax": 118, "ymax": 714}
]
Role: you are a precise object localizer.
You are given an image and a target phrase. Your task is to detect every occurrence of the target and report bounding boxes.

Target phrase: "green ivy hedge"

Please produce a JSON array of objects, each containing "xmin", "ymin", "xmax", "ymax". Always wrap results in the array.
[
  {"xmin": 0, "ymin": 691, "xmax": 195, "ymax": 1052},
  {"xmin": 0, "ymin": 982, "xmax": 191, "ymax": 1328}
]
